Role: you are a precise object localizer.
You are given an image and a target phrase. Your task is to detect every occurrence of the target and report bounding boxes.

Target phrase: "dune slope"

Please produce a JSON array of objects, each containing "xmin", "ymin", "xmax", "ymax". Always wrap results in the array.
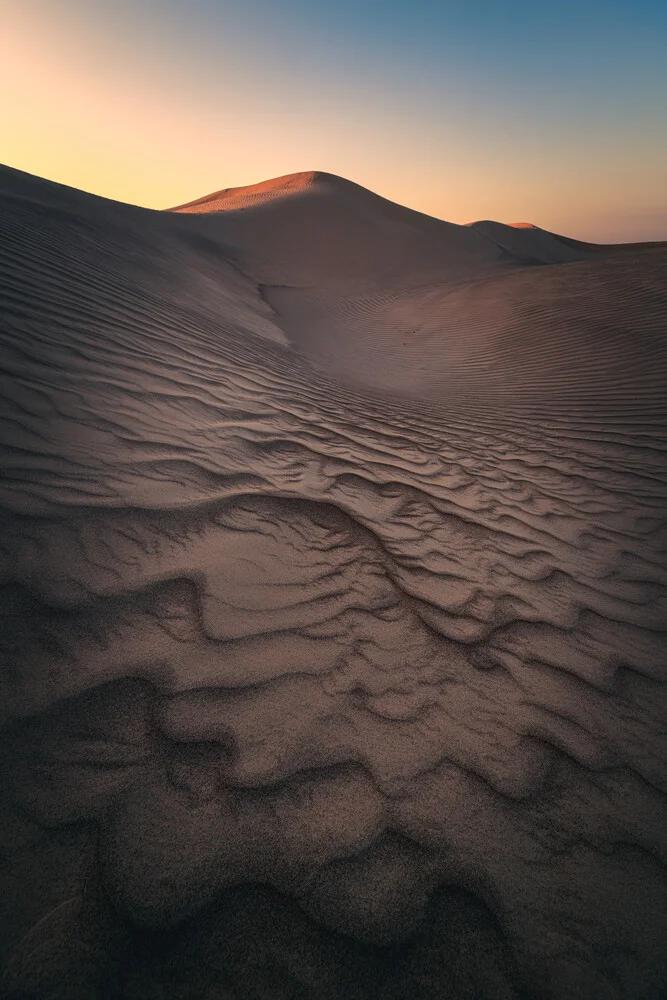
[{"xmin": 168, "ymin": 170, "xmax": 667, "ymax": 409}]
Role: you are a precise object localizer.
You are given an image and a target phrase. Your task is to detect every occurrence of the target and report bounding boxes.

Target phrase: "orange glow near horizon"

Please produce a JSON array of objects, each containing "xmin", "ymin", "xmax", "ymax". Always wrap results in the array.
[{"xmin": 2, "ymin": 2, "xmax": 666, "ymax": 243}]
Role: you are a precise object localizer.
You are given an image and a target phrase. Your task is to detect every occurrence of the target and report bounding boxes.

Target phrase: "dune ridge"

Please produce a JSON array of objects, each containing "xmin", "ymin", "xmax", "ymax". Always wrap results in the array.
[
  {"xmin": 168, "ymin": 169, "xmax": 339, "ymax": 212},
  {"xmin": 164, "ymin": 168, "xmax": 667, "ymax": 411}
]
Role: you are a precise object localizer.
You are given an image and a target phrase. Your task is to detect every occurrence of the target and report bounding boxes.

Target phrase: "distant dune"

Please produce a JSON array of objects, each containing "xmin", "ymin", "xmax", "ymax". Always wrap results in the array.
[
  {"xmin": 166, "ymin": 169, "xmax": 667, "ymax": 407},
  {"xmin": 0, "ymin": 162, "xmax": 666, "ymax": 1000}
]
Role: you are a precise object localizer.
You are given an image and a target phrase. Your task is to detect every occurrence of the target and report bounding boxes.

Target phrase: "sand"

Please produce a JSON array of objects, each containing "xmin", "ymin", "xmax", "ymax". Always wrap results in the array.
[{"xmin": 0, "ymin": 163, "xmax": 666, "ymax": 1000}]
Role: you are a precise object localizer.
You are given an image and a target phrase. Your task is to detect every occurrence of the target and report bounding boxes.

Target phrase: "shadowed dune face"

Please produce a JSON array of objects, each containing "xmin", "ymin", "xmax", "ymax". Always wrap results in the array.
[{"xmin": 0, "ymin": 163, "xmax": 666, "ymax": 1000}]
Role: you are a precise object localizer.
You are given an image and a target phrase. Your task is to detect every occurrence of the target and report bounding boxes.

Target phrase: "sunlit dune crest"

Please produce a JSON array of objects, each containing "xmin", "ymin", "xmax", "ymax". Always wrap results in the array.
[{"xmin": 168, "ymin": 170, "xmax": 345, "ymax": 212}]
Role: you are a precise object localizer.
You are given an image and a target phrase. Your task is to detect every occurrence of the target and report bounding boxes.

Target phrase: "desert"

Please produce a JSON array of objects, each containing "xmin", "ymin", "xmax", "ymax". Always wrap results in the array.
[{"xmin": 0, "ymin": 162, "xmax": 666, "ymax": 999}]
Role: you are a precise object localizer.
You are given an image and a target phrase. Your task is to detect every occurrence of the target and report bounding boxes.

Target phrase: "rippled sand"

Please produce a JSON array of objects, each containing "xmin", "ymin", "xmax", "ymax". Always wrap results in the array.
[{"xmin": 1, "ymin": 164, "xmax": 666, "ymax": 999}]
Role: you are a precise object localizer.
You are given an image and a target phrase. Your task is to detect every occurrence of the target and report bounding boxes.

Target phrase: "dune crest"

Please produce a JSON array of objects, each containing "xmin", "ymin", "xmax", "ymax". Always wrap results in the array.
[
  {"xmin": 169, "ymin": 170, "xmax": 353, "ymax": 213},
  {"xmin": 162, "ymin": 168, "xmax": 667, "ymax": 406}
]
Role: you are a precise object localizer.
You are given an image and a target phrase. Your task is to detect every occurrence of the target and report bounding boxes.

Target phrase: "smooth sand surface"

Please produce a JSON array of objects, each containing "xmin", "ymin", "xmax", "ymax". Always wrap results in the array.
[{"xmin": 0, "ymin": 164, "xmax": 666, "ymax": 1000}]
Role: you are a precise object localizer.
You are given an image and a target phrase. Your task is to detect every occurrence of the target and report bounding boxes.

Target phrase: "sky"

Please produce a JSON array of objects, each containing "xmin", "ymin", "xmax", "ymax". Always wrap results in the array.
[{"xmin": 2, "ymin": 0, "xmax": 666, "ymax": 241}]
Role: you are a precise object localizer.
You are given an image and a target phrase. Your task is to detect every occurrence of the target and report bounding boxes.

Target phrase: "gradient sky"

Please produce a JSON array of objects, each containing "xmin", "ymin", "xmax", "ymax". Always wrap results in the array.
[{"xmin": 2, "ymin": 0, "xmax": 666, "ymax": 240}]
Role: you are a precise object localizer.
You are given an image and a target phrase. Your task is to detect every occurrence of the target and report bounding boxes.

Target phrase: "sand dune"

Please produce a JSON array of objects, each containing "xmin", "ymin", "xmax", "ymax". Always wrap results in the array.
[
  {"xmin": 171, "ymin": 169, "xmax": 598, "ymax": 278},
  {"xmin": 168, "ymin": 170, "xmax": 667, "ymax": 408},
  {"xmin": 0, "ymin": 163, "xmax": 666, "ymax": 1000}
]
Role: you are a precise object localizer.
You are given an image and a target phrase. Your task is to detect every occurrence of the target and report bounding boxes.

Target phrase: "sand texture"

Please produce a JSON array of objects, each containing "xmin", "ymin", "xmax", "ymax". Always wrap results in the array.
[{"xmin": 1, "ymin": 164, "xmax": 666, "ymax": 999}]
